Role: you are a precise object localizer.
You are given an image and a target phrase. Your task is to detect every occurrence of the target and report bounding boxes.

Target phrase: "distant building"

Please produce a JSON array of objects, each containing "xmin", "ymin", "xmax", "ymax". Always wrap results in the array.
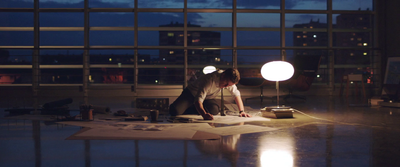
[
  {"xmin": 154, "ymin": 22, "xmax": 222, "ymax": 84},
  {"xmin": 335, "ymin": 13, "xmax": 372, "ymax": 83},
  {"xmin": 159, "ymin": 22, "xmax": 221, "ymax": 65},
  {"xmin": 335, "ymin": 13, "xmax": 371, "ymax": 64},
  {"xmin": 292, "ymin": 19, "xmax": 328, "ymax": 57}
]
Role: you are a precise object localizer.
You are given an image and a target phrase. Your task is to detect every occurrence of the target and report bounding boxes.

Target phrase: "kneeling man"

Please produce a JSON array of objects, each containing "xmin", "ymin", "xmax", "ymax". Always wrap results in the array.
[{"xmin": 169, "ymin": 68, "xmax": 251, "ymax": 120}]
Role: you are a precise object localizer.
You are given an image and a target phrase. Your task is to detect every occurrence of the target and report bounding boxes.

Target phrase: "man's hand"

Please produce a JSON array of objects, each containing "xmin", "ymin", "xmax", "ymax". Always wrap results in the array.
[
  {"xmin": 239, "ymin": 112, "xmax": 252, "ymax": 118},
  {"xmin": 202, "ymin": 113, "xmax": 214, "ymax": 120}
]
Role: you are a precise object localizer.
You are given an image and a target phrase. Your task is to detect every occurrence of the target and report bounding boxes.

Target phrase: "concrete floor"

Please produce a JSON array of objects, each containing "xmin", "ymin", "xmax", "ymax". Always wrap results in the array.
[{"xmin": 1, "ymin": 96, "xmax": 400, "ymax": 167}]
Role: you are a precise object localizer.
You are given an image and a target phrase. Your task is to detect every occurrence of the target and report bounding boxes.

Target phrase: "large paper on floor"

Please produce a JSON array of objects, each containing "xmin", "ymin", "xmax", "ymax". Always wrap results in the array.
[
  {"xmin": 64, "ymin": 122, "xmax": 219, "ymax": 140},
  {"xmin": 176, "ymin": 115, "xmax": 271, "ymax": 124},
  {"xmin": 199, "ymin": 124, "xmax": 278, "ymax": 136}
]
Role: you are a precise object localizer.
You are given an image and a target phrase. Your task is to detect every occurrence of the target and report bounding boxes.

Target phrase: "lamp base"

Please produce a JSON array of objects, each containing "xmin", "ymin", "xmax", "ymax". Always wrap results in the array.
[{"xmin": 261, "ymin": 106, "xmax": 294, "ymax": 119}]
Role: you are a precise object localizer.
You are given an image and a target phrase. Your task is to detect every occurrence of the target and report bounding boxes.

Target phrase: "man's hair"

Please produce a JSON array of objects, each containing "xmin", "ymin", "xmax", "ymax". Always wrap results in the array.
[{"xmin": 222, "ymin": 68, "xmax": 240, "ymax": 84}]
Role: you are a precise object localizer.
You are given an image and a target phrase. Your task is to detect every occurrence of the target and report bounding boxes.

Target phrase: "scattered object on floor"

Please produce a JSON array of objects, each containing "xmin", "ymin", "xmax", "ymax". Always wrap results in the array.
[
  {"xmin": 168, "ymin": 117, "xmax": 196, "ymax": 123},
  {"xmin": 261, "ymin": 106, "xmax": 294, "ymax": 119},
  {"xmin": 64, "ymin": 122, "xmax": 220, "ymax": 140},
  {"xmin": 378, "ymin": 101, "xmax": 400, "ymax": 108},
  {"xmin": 114, "ymin": 110, "xmax": 128, "ymax": 116},
  {"xmin": 176, "ymin": 115, "xmax": 270, "ymax": 124},
  {"xmin": 80, "ymin": 104, "xmax": 94, "ymax": 121},
  {"xmin": 124, "ymin": 116, "xmax": 148, "ymax": 121},
  {"xmin": 150, "ymin": 109, "xmax": 159, "ymax": 122},
  {"xmin": 370, "ymin": 96, "xmax": 383, "ymax": 106},
  {"xmin": 136, "ymin": 98, "xmax": 169, "ymax": 111},
  {"xmin": 91, "ymin": 105, "xmax": 111, "ymax": 114},
  {"xmin": 41, "ymin": 98, "xmax": 72, "ymax": 115}
]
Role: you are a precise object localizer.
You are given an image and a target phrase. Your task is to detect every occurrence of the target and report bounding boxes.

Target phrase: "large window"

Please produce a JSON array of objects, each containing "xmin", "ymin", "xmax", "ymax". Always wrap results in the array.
[{"xmin": 0, "ymin": 0, "xmax": 377, "ymax": 88}]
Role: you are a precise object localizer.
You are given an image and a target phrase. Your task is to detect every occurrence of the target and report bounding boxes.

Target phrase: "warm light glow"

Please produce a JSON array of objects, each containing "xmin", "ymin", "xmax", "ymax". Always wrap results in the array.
[
  {"xmin": 203, "ymin": 66, "xmax": 216, "ymax": 74},
  {"xmin": 363, "ymin": 43, "xmax": 368, "ymax": 46},
  {"xmin": 260, "ymin": 150, "xmax": 293, "ymax": 167},
  {"xmin": 313, "ymin": 34, "xmax": 317, "ymax": 38},
  {"xmin": 109, "ymin": 58, "xmax": 112, "ymax": 61},
  {"xmin": 261, "ymin": 61, "xmax": 294, "ymax": 81},
  {"xmin": 363, "ymin": 52, "xmax": 368, "ymax": 55}
]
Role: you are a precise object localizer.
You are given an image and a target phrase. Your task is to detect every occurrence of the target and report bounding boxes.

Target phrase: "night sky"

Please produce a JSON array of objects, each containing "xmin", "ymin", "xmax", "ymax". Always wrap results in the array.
[{"xmin": 1, "ymin": 0, "xmax": 372, "ymax": 62}]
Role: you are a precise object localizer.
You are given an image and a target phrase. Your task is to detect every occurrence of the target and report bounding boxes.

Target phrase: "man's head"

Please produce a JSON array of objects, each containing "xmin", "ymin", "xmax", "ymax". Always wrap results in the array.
[{"xmin": 219, "ymin": 68, "xmax": 240, "ymax": 88}]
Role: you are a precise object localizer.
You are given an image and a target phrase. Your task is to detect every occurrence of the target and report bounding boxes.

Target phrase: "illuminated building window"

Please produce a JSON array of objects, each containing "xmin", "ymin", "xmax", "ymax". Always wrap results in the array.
[
  {"xmin": 352, "ymin": 33, "xmax": 356, "ymax": 36},
  {"xmin": 350, "ymin": 53, "xmax": 354, "ymax": 56},
  {"xmin": 167, "ymin": 33, "xmax": 174, "ymax": 37},
  {"xmin": 309, "ymin": 26, "xmax": 313, "ymax": 29},
  {"xmin": 169, "ymin": 51, "xmax": 174, "ymax": 54},
  {"xmin": 357, "ymin": 43, "xmax": 362, "ymax": 46},
  {"xmin": 296, "ymin": 35, "xmax": 301, "ymax": 38},
  {"xmin": 363, "ymin": 52, "xmax": 368, "ymax": 55},
  {"xmin": 187, "ymin": 34, "xmax": 191, "ymax": 36},
  {"xmin": 313, "ymin": 35, "xmax": 317, "ymax": 38},
  {"xmin": 303, "ymin": 35, "xmax": 307, "ymax": 38},
  {"xmin": 350, "ymin": 38, "xmax": 354, "ymax": 41},
  {"xmin": 357, "ymin": 38, "xmax": 362, "ymax": 41},
  {"xmin": 179, "ymin": 34, "xmax": 183, "ymax": 37},
  {"xmin": 192, "ymin": 39, "xmax": 200, "ymax": 43},
  {"xmin": 303, "ymin": 43, "xmax": 307, "ymax": 46},
  {"xmin": 303, "ymin": 31, "xmax": 307, "ymax": 34},
  {"xmin": 363, "ymin": 43, "xmax": 368, "ymax": 46},
  {"xmin": 359, "ymin": 17, "xmax": 363, "ymax": 20},
  {"xmin": 313, "ymin": 39, "xmax": 317, "ymax": 42}
]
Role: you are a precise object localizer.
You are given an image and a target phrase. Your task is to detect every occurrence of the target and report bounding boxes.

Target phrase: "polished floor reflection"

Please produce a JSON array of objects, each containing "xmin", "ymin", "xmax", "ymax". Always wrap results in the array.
[{"xmin": 1, "ymin": 96, "xmax": 400, "ymax": 167}]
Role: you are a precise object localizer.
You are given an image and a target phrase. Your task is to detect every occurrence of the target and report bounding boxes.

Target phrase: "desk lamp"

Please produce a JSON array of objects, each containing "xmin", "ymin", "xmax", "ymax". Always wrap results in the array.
[{"xmin": 260, "ymin": 61, "xmax": 295, "ymax": 118}]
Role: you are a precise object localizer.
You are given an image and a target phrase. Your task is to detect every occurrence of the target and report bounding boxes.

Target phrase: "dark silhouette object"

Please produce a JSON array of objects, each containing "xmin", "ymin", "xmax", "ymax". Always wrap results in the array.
[
  {"xmin": 41, "ymin": 98, "xmax": 73, "ymax": 115},
  {"xmin": 282, "ymin": 55, "xmax": 322, "ymax": 101}
]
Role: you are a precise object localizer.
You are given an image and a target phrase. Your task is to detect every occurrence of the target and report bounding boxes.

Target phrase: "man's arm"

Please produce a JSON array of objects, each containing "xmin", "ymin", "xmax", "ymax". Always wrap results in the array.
[
  {"xmin": 194, "ymin": 100, "xmax": 214, "ymax": 120},
  {"xmin": 234, "ymin": 96, "xmax": 251, "ymax": 117}
]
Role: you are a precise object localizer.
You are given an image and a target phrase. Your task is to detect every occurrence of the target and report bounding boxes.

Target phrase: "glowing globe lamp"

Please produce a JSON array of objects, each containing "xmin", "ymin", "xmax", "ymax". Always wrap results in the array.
[
  {"xmin": 261, "ymin": 61, "xmax": 294, "ymax": 107},
  {"xmin": 203, "ymin": 66, "xmax": 217, "ymax": 74}
]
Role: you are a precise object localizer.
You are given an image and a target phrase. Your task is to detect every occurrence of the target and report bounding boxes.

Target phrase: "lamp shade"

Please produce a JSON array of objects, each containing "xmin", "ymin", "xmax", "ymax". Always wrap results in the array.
[
  {"xmin": 261, "ymin": 61, "xmax": 294, "ymax": 81},
  {"xmin": 203, "ymin": 66, "xmax": 216, "ymax": 74}
]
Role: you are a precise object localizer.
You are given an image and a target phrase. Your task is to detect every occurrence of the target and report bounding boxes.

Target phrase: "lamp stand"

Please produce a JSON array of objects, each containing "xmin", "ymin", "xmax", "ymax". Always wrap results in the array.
[
  {"xmin": 260, "ymin": 81, "xmax": 294, "ymax": 118},
  {"xmin": 276, "ymin": 81, "xmax": 280, "ymax": 107},
  {"xmin": 220, "ymin": 88, "xmax": 226, "ymax": 116}
]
